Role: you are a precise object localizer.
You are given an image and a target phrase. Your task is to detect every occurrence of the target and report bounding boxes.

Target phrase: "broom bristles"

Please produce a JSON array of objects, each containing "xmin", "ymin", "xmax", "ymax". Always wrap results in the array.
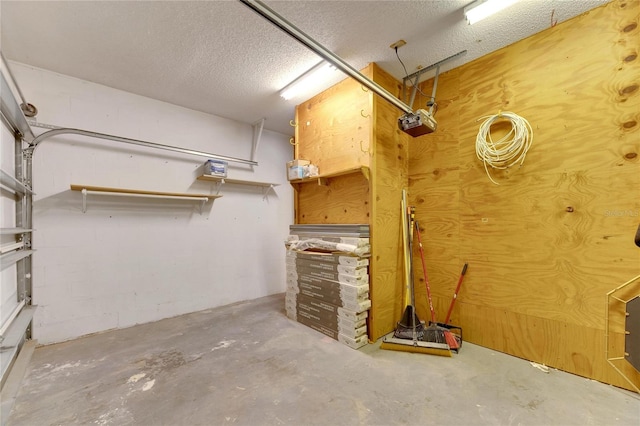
[
  {"xmin": 422, "ymin": 324, "xmax": 447, "ymax": 344},
  {"xmin": 393, "ymin": 321, "xmax": 425, "ymax": 340}
]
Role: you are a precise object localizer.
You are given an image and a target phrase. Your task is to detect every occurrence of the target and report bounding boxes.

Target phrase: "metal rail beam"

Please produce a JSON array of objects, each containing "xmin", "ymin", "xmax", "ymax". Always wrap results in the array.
[
  {"xmin": 28, "ymin": 125, "xmax": 258, "ymax": 166},
  {"xmin": 239, "ymin": 0, "xmax": 414, "ymax": 115},
  {"xmin": 0, "ymin": 70, "xmax": 34, "ymax": 142},
  {"xmin": 403, "ymin": 50, "xmax": 467, "ymax": 83}
]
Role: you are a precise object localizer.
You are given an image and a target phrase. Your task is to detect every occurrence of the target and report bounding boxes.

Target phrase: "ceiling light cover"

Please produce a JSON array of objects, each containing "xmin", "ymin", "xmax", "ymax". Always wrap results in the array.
[
  {"xmin": 279, "ymin": 62, "xmax": 337, "ymax": 101},
  {"xmin": 464, "ymin": 0, "xmax": 519, "ymax": 25}
]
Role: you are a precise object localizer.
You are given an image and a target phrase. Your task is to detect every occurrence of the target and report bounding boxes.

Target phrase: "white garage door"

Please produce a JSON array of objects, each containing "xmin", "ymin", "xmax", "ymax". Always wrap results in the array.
[{"xmin": 0, "ymin": 68, "xmax": 35, "ymax": 388}]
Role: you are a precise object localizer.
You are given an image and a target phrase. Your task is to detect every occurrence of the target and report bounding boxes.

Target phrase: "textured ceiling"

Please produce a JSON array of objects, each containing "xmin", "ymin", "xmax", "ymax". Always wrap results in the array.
[{"xmin": 1, "ymin": 0, "xmax": 608, "ymax": 136}]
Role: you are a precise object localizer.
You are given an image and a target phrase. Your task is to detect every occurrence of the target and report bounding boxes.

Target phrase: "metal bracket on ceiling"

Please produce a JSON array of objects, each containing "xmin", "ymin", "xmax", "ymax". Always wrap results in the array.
[{"xmin": 401, "ymin": 50, "xmax": 467, "ymax": 109}]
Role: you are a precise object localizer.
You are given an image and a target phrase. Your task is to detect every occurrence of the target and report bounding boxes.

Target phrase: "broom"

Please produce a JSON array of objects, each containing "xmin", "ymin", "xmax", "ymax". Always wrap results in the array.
[
  {"xmin": 380, "ymin": 191, "xmax": 451, "ymax": 357},
  {"xmin": 436, "ymin": 263, "xmax": 468, "ymax": 351},
  {"xmin": 414, "ymin": 220, "xmax": 458, "ymax": 349},
  {"xmin": 393, "ymin": 197, "xmax": 423, "ymax": 340}
]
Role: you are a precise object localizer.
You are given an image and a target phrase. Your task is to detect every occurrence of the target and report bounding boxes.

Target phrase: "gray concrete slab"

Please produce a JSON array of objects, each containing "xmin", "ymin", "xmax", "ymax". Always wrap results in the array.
[{"xmin": 6, "ymin": 294, "xmax": 640, "ymax": 425}]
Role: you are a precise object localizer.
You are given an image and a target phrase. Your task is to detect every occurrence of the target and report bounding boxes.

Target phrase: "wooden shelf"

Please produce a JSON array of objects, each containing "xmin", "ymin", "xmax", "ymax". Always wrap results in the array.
[
  {"xmin": 70, "ymin": 184, "xmax": 220, "ymax": 213},
  {"xmin": 289, "ymin": 166, "xmax": 370, "ymax": 186},
  {"xmin": 196, "ymin": 175, "xmax": 279, "ymax": 187},
  {"xmin": 196, "ymin": 175, "xmax": 279, "ymax": 199}
]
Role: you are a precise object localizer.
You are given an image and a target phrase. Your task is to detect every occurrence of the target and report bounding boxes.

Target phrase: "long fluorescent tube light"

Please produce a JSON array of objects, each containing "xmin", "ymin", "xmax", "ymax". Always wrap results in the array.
[
  {"xmin": 280, "ymin": 61, "xmax": 337, "ymax": 100},
  {"xmin": 464, "ymin": 0, "xmax": 519, "ymax": 25}
]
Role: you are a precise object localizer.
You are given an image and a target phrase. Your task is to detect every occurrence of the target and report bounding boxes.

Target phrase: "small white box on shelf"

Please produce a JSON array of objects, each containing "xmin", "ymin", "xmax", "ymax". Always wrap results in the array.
[
  {"xmin": 286, "ymin": 159, "xmax": 314, "ymax": 180},
  {"xmin": 204, "ymin": 159, "xmax": 227, "ymax": 177}
]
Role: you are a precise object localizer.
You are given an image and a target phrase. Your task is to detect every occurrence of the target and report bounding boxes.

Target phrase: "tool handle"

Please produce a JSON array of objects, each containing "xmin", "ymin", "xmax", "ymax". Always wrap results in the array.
[
  {"xmin": 414, "ymin": 220, "xmax": 436, "ymax": 323},
  {"xmin": 444, "ymin": 262, "xmax": 468, "ymax": 324}
]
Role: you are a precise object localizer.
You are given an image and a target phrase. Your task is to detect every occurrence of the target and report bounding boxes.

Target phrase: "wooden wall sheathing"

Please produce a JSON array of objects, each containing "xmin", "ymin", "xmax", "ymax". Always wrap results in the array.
[
  {"xmin": 369, "ymin": 64, "xmax": 411, "ymax": 340},
  {"xmin": 294, "ymin": 172, "xmax": 370, "ymax": 224},
  {"xmin": 295, "ymin": 67, "xmax": 373, "ymax": 177},
  {"xmin": 408, "ymin": 0, "xmax": 640, "ymax": 391},
  {"xmin": 293, "ymin": 63, "xmax": 411, "ymax": 340},
  {"xmin": 294, "ymin": 65, "xmax": 373, "ymax": 226}
]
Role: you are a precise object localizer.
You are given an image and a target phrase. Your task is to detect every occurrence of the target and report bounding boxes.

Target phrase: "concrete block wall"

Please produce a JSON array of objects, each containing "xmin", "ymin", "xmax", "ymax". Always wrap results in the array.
[{"xmin": 11, "ymin": 62, "xmax": 293, "ymax": 344}]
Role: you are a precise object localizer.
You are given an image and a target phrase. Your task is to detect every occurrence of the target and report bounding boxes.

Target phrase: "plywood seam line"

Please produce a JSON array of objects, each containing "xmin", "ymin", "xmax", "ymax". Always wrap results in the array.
[
  {"xmin": 238, "ymin": 0, "xmax": 413, "ymax": 115},
  {"xmin": 25, "ymin": 120, "xmax": 258, "ymax": 166}
]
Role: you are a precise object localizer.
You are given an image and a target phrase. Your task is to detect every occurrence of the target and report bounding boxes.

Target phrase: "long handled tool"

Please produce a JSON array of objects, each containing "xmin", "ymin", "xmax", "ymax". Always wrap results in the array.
[
  {"xmin": 414, "ymin": 220, "xmax": 458, "ymax": 350},
  {"xmin": 392, "ymin": 194, "xmax": 423, "ymax": 340},
  {"xmin": 435, "ymin": 263, "xmax": 468, "ymax": 352},
  {"xmin": 444, "ymin": 263, "xmax": 468, "ymax": 325},
  {"xmin": 381, "ymin": 190, "xmax": 451, "ymax": 357}
]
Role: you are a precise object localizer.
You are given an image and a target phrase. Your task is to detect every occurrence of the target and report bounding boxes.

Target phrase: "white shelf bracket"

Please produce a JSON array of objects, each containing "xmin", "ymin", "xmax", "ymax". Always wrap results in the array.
[
  {"xmin": 251, "ymin": 118, "xmax": 265, "ymax": 166},
  {"xmin": 81, "ymin": 188, "xmax": 88, "ymax": 213},
  {"xmin": 262, "ymin": 184, "xmax": 275, "ymax": 201},
  {"xmin": 215, "ymin": 180, "xmax": 224, "ymax": 196}
]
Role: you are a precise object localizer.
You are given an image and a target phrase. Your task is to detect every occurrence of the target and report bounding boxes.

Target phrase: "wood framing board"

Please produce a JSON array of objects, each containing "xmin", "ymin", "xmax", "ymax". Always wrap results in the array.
[
  {"xmin": 369, "ymin": 64, "xmax": 411, "ymax": 341},
  {"xmin": 407, "ymin": 0, "xmax": 640, "ymax": 390},
  {"xmin": 295, "ymin": 65, "xmax": 373, "ymax": 176}
]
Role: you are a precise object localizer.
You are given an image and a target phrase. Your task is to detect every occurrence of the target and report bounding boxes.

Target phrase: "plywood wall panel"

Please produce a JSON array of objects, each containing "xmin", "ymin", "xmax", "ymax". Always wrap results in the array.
[
  {"xmin": 369, "ymin": 64, "xmax": 411, "ymax": 340},
  {"xmin": 295, "ymin": 173, "xmax": 370, "ymax": 224},
  {"xmin": 293, "ymin": 63, "xmax": 410, "ymax": 340},
  {"xmin": 408, "ymin": 0, "xmax": 639, "ymax": 391},
  {"xmin": 295, "ymin": 66, "xmax": 373, "ymax": 176},
  {"xmin": 408, "ymin": 69, "xmax": 462, "ymax": 323},
  {"xmin": 452, "ymin": 297, "xmax": 638, "ymax": 390}
]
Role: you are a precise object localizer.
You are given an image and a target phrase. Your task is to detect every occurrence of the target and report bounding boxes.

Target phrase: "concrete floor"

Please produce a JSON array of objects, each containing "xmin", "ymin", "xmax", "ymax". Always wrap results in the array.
[{"xmin": 5, "ymin": 294, "xmax": 640, "ymax": 425}]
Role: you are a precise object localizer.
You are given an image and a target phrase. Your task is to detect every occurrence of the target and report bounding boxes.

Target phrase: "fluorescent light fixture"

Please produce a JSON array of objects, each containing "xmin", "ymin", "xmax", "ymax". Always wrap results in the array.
[
  {"xmin": 280, "ymin": 61, "xmax": 337, "ymax": 100},
  {"xmin": 464, "ymin": 0, "xmax": 519, "ymax": 25}
]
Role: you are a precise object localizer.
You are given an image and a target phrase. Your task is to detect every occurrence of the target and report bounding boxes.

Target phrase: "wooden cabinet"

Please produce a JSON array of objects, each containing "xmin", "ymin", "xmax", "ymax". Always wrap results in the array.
[{"xmin": 293, "ymin": 63, "xmax": 411, "ymax": 341}]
